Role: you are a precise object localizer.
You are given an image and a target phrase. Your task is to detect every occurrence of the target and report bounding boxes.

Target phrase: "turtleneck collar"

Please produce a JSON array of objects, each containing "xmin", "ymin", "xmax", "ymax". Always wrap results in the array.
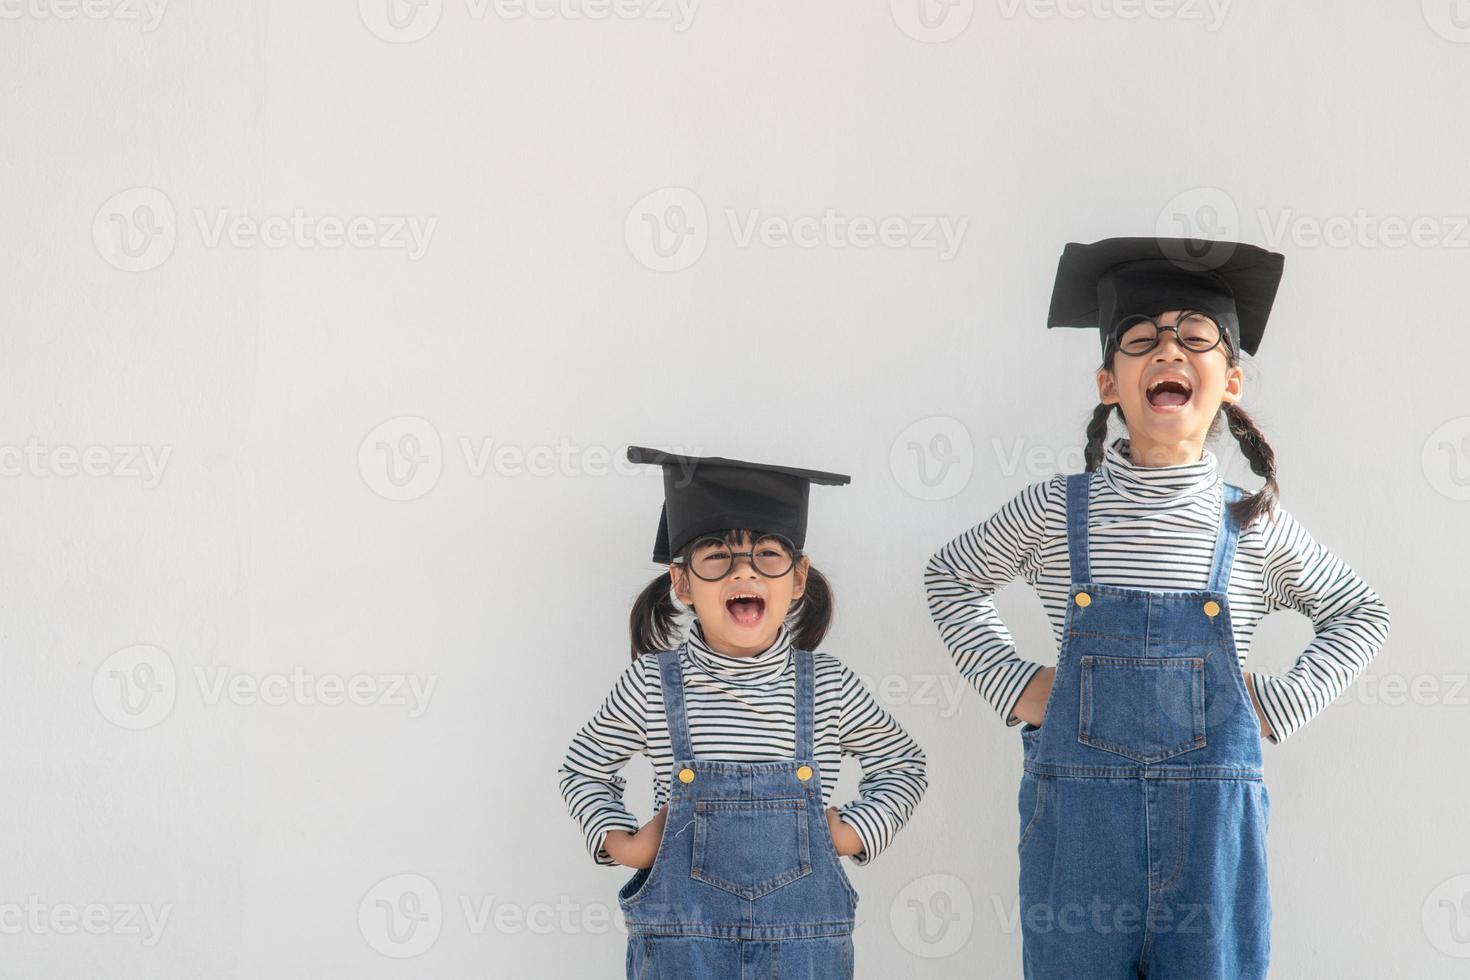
[
  {"xmin": 686, "ymin": 619, "xmax": 794, "ymax": 685},
  {"xmin": 1099, "ymin": 436, "xmax": 1219, "ymax": 503}
]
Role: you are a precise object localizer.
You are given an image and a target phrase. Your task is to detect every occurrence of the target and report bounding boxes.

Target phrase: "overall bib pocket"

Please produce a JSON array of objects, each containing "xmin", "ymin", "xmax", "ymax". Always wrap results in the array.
[
  {"xmin": 1077, "ymin": 655, "xmax": 1206, "ymax": 763},
  {"xmin": 690, "ymin": 798, "xmax": 812, "ymax": 899}
]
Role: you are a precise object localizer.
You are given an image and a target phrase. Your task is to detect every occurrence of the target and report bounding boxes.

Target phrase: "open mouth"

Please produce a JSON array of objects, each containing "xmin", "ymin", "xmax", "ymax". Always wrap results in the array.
[
  {"xmin": 724, "ymin": 593, "xmax": 766, "ymax": 628},
  {"xmin": 1145, "ymin": 375, "xmax": 1194, "ymax": 413}
]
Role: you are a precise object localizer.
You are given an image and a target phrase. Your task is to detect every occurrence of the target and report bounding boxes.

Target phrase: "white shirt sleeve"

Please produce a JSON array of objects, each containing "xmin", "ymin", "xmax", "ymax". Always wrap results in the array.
[
  {"xmin": 557, "ymin": 658, "xmax": 650, "ymax": 865},
  {"xmin": 923, "ymin": 477, "xmax": 1056, "ymax": 727},
  {"xmin": 1250, "ymin": 506, "xmax": 1393, "ymax": 743},
  {"xmin": 829, "ymin": 658, "xmax": 929, "ymax": 866}
]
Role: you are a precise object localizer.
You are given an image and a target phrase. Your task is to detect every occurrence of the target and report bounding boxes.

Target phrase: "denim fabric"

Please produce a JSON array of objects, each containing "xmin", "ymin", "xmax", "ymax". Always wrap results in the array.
[
  {"xmin": 1017, "ymin": 472, "xmax": 1270, "ymax": 979},
  {"xmin": 618, "ymin": 646, "xmax": 858, "ymax": 979}
]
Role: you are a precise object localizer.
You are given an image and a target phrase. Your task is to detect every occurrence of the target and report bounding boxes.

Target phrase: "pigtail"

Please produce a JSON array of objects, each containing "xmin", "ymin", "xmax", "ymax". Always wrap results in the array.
[
  {"xmin": 788, "ymin": 563, "xmax": 835, "ymax": 652},
  {"xmin": 629, "ymin": 573, "xmax": 681, "ymax": 660},
  {"xmin": 1084, "ymin": 401, "xmax": 1120, "ymax": 471},
  {"xmin": 1222, "ymin": 402, "xmax": 1281, "ymax": 530}
]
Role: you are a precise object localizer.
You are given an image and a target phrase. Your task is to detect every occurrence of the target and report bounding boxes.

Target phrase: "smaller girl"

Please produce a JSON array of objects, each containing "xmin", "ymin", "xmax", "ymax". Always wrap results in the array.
[{"xmin": 559, "ymin": 446, "xmax": 928, "ymax": 980}]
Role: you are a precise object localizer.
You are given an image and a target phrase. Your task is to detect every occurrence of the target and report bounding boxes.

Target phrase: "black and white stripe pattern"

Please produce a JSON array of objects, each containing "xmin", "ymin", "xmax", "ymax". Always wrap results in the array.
[
  {"xmin": 924, "ymin": 437, "xmax": 1391, "ymax": 744},
  {"xmin": 558, "ymin": 621, "xmax": 928, "ymax": 867}
]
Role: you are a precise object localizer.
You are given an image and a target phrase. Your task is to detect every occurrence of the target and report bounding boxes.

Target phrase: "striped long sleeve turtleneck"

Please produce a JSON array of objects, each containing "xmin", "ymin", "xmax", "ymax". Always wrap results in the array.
[
  {"xmin": 557, "ymin": 620, "xmax": 928, "ymax": 867},
  {"xmin": 923, "ymin": 436, "xmax": 1391, "ymax": 744}
]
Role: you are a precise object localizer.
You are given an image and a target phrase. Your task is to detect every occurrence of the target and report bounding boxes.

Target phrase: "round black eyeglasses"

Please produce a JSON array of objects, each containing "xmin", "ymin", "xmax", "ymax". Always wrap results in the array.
[
  {"xmin": 673, "ymin": 535, "xmax": 797, "ymax": 581},
  {"xmin": 1110, "ymin": 311, "xmax": 1224, "ymax": 356}
]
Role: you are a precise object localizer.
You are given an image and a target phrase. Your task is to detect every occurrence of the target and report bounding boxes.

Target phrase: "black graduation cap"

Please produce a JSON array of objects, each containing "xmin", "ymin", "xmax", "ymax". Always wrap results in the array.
[
  {"xmin": 626, "ymin": 446, "xmax": 851, "ymax": 564},
  {"xmin": 1046, "ymin": 237, "xmax": 1285, "ymax": 357}
]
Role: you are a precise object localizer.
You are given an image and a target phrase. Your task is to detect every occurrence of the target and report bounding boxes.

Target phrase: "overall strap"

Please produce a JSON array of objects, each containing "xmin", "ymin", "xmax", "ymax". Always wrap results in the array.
[
  {"xmin": 794, "ymin": 649, "xmax": 815, "ymax": 761},
  {"xmin": 1206, "ymin": 482, "xmax": 1245, "ymax": 594},
  {"xmin": 657, "ymin": 644, "xmax": 695, "ymax": 761},
  {"xmin": 1065, "ymin": 471, "xmax": 1092, "ymax": 585}
]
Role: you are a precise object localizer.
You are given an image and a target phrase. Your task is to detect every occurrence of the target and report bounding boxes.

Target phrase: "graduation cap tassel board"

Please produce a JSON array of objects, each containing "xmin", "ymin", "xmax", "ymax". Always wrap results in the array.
[
  {"xmin": 626, "ymin": 446, "xmax": 851, "ymax": 564},
  {"xmin": 1046, "ymin": 237, "xmax": 1286, "ymax": 357}
]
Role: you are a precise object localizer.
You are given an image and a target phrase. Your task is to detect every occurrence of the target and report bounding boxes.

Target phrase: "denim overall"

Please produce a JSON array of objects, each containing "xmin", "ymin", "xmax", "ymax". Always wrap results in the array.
[
  {"xmin": 1017, "ymin": 472, "xmax": 1270, "ymax": 979},
  {"xmin": 618, "ymin": 643, "xmax": 859, "ymax": 979}
]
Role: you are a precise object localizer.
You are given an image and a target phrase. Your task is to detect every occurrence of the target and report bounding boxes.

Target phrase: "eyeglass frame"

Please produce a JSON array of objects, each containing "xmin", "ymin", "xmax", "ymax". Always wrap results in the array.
[
  {"xmin": 1106, "ymin": 309, "xmax": 1227, "ymax": 357},
  {"xmin": 669, "ymin": 533, "xmax": 800, "ymax": 582}
]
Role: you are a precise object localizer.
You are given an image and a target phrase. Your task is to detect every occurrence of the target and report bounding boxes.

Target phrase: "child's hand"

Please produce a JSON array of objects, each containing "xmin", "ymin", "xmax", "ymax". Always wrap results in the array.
[
  {"xmin": 603, "ymin": 804, "xmax": 669, "ymax": 868},
  {"xmin": 1011, "ymin": 667, "xmax": 1057, "ymax": 727},
  {"xmin": 1242, "ymin": 670, "xmax": 1274, "ymax": 739},
  {"xmin": 826, "ymin": 807, "xmax": 864, "ymax": 858}
]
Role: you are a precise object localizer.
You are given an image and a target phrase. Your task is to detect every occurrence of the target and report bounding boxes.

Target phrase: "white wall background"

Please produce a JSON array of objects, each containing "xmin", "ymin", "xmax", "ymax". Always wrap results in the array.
[{"xmin": 2, "ymin": 1, "xmax": 1467, "ymax": 977}]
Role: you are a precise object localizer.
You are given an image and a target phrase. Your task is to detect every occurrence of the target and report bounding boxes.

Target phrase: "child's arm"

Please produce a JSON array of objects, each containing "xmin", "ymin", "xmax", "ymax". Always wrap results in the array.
[
  {"xmin": 557, "ymin": 658, "xmax": 650, "ymax": 865},
  {"xmin": 1249, "ymin": 507, "xmax": 1392, "ymax": 743},
  {"xmin": 828, "ymin": 658, "xmax": 929, "ymax": 866},
  {"xmin": 923, "ymin": 478, "xmax": 1055, "ymax": 728}
]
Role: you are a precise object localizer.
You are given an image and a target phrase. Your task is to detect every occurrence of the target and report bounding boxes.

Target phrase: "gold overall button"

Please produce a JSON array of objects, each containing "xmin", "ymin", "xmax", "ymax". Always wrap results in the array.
[
  {"xmin": 1203, "ymin": 601, "xmax": 1221, "ymax": 618},
  {"xmin": 1075, "ymin": 592, "xmax": 1091, "ymax": 607},
  {"xmin": 677, "ymin": 767, "xmax": 696, "ymax": 783},
  {"xmin": 796, "ymin": 765, "xmax": 814, "ymax": 782}
]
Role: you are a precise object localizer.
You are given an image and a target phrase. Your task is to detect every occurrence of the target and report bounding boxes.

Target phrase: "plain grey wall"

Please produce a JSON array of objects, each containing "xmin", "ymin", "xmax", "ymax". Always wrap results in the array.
[{"xmin": 3, "ymin": 1, "xmax": 1467, "ymax": 977}]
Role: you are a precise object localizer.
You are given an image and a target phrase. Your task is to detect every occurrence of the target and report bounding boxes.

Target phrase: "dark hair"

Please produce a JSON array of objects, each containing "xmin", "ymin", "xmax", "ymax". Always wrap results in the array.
[
  {"xmin": 628, "ymin": 528, "xmax": 835, "ymax": 659},
  {"xmin": 1083, "ymin": 330, "xmax": 1280, "ymax": 531}
]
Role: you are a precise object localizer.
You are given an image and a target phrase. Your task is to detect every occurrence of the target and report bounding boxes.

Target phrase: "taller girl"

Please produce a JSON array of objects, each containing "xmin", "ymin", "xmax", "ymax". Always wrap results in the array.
[{"xmin": 925, "ymin": 238, "xmax": 1391, "ymax": 979}]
